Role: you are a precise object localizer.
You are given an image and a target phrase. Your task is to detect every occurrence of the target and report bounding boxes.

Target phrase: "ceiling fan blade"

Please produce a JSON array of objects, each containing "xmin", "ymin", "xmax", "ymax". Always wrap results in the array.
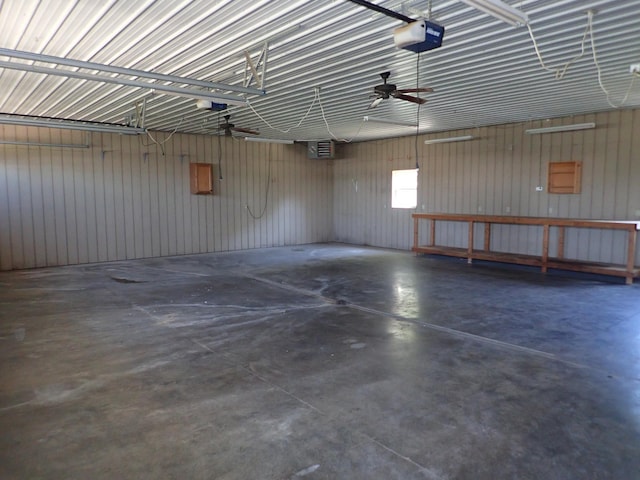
[
  {"xmin": 396, "ymin": 87, "xmax": 434, "ymax": 94},
  {"xmin": 393, "ymin": 93, "xmax": 427, "ymax": 105},
  {"xmin": 232, "ymin": 127, "xmax": 260, "ymax": 136},
  {"xmin": 369, "ymin": 97, "xmax": 384, "ymax": 109}
]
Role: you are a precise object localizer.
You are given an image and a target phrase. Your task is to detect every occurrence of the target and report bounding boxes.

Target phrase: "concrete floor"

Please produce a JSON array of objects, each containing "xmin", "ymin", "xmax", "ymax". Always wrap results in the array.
[{"xmin": 1, "ymin": 244, "xmax": 639, "ymax": 479}]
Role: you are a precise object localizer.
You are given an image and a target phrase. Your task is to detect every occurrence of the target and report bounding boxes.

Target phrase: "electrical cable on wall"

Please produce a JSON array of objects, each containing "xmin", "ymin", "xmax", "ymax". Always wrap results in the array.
[{"xmin": 246, "ymin": 143, "xmax": 272, "ymax": 219}]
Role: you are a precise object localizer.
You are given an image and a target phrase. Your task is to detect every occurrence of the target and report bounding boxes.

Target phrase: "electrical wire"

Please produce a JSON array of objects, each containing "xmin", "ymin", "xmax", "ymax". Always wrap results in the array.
[
  {"xmin": 586, "ymin": 10, "xmax": 635, "ymax": 108},
  {"xmin": 246, "ymin": 90, "xmax": 318, "ymax": 133},
  {"xmin": 527, "ymin": 10, "xmax": 637, "ymax": 109},
  {"xmin": 527, "ymin": 21, "xmax": 589, "ymax": 80},
  {"xmin": 246, "ymin": 143, "xmax": 272, "ymax": 219},
  {"xmin": 316, "ymin": 87, "xmax": 365, "ymax": 143},
  {"xmin": 145, "ymin": 117, "xmax": 183, "ymax": 155}
]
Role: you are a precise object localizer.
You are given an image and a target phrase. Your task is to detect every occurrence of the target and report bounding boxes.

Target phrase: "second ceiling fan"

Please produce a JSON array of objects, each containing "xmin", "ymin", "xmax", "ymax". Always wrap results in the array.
[{"xmin": 369, "ymin": 71, "xmax": 433, "ymax": 108}]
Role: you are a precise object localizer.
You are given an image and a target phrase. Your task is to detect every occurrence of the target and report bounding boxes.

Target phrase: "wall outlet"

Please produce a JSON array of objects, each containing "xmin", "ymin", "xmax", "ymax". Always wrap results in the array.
[
  {"xmin": 505, "ymin": 206, "xmax": 511, "ymax": 213},
  {"xmin": 630, "ymin": 64, "xmax": 640, "ymax": 74},
  {"xmin": 478, "ymin": 205, "xmax": 483, "ymax": 212},
  {"xmin": 535, "ymin": 186, "xmax": 544, "ymax": 192}
]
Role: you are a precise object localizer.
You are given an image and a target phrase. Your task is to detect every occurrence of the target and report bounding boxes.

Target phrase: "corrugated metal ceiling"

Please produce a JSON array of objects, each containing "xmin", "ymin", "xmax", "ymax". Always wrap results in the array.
[{"xmin": 0, "ymin": 0, "xmax": 639, "ymax": 142}]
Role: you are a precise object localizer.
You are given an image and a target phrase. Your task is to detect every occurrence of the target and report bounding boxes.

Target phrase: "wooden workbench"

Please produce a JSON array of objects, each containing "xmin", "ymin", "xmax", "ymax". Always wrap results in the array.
[{"xmin": 412, "ymin": 213, "xmax": 640, "ymax": 284}]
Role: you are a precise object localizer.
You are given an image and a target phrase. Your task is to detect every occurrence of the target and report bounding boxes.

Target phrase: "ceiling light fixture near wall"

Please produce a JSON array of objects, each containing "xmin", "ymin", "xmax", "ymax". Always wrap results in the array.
[
  {"xmin": 424, "ymin": 135, "xmax": 474, "ymax": 144},
  {"xmin": 460, "ymin": 0, "xmax": 529, "ymax": 27},
  {"xmin": 363, "ymin": 116, "xmax": 418, "ymax": 128},
  {"xmin": 245, "ymin": 137, "xmax": 294, "ymax": 144},
  {"xmin": 525, "ymin": 123, "xmax": 596, "ymax": 134},
  {"xmin": 0, "ymin": 115, "xmax": 145, "ymax": 135}
]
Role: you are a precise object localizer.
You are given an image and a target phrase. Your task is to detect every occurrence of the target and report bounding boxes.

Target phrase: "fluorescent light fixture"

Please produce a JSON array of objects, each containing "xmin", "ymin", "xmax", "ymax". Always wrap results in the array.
[
  {"xmin": 363, "ymin": 116, "xmax": 417, "ymax": 128},
  {"xmin": 0, "ymin": 115, "xmax": 145, "ymax": 135},
  {"xmin": 525, "ymin": 122, "xmax": 596, "ymax": 134},
  {"xmin": 461, "ymin": 0, "xmax": 529, "ymax": 27},
  {"xmin": 424, "ymin": 135, "xmax": 474, "ymax": 144},
  {"xmin": 245, "ymin": 137, "xmax": 294, "ymax": 144},
  {"xmin": 0, "ymin": 47, "xmax": 263, "ymax": 96},
  {"xmin": 0, "ymin": 60, "xmax": 248, "ymax": 106}
]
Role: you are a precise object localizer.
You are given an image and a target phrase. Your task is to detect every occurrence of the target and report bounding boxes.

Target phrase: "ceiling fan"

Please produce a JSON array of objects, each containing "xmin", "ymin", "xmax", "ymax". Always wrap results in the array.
[
  {"xmin": 218, "ymin": 114, "xmax": 259, "ymax": 137},
  {"xmin": 369, "ymin": 71, "xmax": 433, "ymax": 108}
]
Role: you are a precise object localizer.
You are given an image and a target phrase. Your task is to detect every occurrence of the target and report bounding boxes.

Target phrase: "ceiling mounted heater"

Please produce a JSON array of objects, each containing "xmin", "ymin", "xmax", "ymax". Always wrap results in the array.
[{"xmin": 308, "ymin": 140, "xmax": 335, "ymax": 159}]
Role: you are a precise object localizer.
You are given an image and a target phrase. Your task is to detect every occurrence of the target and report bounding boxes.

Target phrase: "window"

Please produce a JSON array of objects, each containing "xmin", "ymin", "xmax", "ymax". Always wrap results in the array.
[{"xmin": 391, "ymin": 169, "xmax": 418, "ymax": 209}]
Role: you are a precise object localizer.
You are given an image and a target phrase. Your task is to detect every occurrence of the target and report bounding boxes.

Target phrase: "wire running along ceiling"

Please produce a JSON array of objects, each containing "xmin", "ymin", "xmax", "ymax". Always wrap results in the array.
[{"xmin": 0, "ymin": 0, "xmax": 638, "ymax": 142}]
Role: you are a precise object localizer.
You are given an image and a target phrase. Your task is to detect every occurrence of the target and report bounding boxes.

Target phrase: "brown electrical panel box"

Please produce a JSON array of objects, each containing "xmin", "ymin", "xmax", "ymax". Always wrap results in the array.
[
  {"xmin": 189, "ymin": 163, "xmax": 213, "ymax": 195},
  {"xmin": 548, "ymin": 161, "xmax": 582, "ymax": 194}
]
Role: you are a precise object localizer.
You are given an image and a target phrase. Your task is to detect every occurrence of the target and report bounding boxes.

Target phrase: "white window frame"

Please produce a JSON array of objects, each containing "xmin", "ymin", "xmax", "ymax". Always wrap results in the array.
[{"xmin": 391, "ymin": 168, "xmax": 418, "ymax": 209}]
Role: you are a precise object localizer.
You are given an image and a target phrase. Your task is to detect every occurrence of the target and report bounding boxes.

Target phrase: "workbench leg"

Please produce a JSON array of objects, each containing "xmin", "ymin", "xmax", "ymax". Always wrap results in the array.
[
  {"xmin": 468, "ymin": 221, "xmax": 474, "ymax": 264},
  {"xmin": 542, "ymin": 224, "xmax": 550, "ymax": 273},
  {"xmin": 626, "ymin": 229, "xmax": 637, "ymax": 285},
  {"xmin": 413, "ymin": 216, "xmax": 419, "ymax": 254},
  {"xmin": 557, "ymin": 226, "xmax": 565, "ymax": 260}
]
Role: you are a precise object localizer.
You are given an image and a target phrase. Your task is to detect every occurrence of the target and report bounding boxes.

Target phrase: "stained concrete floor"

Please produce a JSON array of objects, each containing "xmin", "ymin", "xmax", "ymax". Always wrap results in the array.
[{"xmin": 1, "ymin": 244, "xmax": 639, "ymax": 480}]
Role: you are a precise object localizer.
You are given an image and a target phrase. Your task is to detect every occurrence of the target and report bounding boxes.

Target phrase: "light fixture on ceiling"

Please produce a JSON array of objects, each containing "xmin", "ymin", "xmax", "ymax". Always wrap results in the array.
[
  {"xmin": 460, "ymin": 0, "xmax": 529, "ymax": 27},
  {"xmin": 244, "ymin": 137, "xmax": 294, "ymax": 144},
  {"xmin": 0, "ymin": 47, "xmax": 263, "ymax": 96},
  {"xmin": 424, "ymin": 135, "xmax": 474, "ymax": 144},
  {"xmin": 363, "ymin": 116, "xmax": 418, "ymax": 128},
  {"xmin": 525, "ymin": 123, "xmax": 596, "ymax": 134},
  {"xmin": 0, "ymin": 115, "xmax": 145, "ymax": 135}
]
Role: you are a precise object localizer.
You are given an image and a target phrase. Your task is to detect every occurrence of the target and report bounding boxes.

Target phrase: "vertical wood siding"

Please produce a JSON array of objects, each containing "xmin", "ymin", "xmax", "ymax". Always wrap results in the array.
[
  {"xmin": 0, "ymin": 128, "xmax": 332, "ymax": 270},
  {"xmin": 334, "ymin": 109, "xmax": 640, "ymax": 265}
]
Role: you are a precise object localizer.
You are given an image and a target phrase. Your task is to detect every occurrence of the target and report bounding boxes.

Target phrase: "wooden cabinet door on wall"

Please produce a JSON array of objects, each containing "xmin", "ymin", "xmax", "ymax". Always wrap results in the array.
[
  {"xmin": 190, "ymin": 163, "xmax": 213, "ymax": 195},
  {"xmin": 548, "ymin": 161, "xmax": 582, "ymax": 194}
]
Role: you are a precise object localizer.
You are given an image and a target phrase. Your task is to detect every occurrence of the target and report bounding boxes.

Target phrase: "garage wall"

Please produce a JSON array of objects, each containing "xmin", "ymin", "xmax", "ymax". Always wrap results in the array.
[
  {"xmin": 334, "ymin": 109, "xmax": 640, "ymax": 265},
  {"xmin": 0, "ymin": 127, "xmax": 332, "ymax": 270}
]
